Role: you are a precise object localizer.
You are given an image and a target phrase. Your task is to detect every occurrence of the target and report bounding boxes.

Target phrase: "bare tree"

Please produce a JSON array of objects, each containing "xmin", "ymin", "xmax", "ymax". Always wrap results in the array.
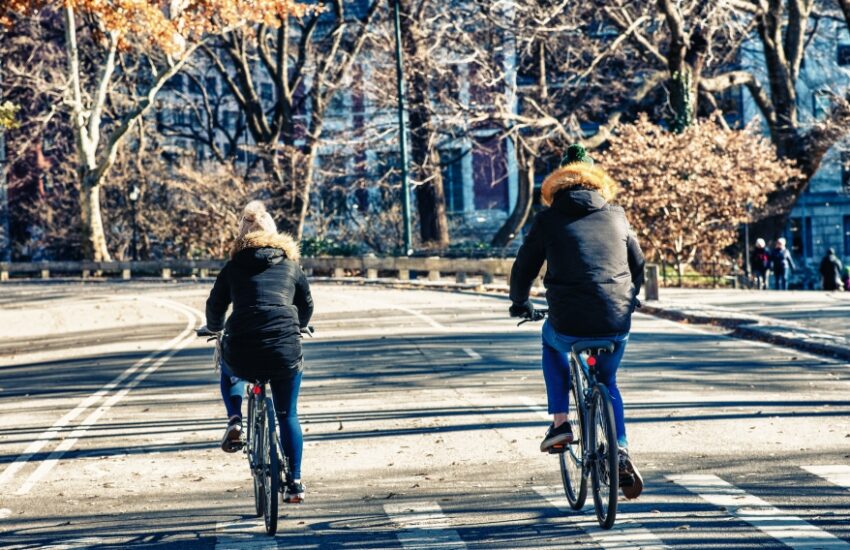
[
  {"xmin": 198, "ymin": 0, "xmax": 379, "ymax": 239},
  {"xmin": 2, "ymin": 0, "xmax": 308, "ymax": 260}
]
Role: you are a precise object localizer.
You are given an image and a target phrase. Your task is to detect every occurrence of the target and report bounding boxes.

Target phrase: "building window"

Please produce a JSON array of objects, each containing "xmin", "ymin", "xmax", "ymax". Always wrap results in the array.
[
  {"xmin": 842, "ymin": 152, "xmax": 850, "ymax": 193},
  {"xmin": 188, "ymin": 77, "xmax": 203, "ymax": 95},
  {"xmin": 789, "ymin": 217, "xmax": 803, "ymax": 257},
  {"xmin": 260, "ymin": 83, "xmax": 274, "ymax": 102},
  {"xmin": 164, "ymin": 74, "xmax": 184, "ymax": 92},
  {"xmin": 440, "ymin": 149, "xmax": 465, "ymax": 213},
  {"xmin": 838, "ymin": 44, "xmax": 850, "ymax": 66},
  {"xmin": 844, "ymin": 216, "xmax": 850, "ymax": 256},
  {"xmin": 805, "ymin": 217, "xmax": 813, "ymax": 258},
  {"xmin": 205, "ymin": 76, "xmax": 218, "ymax": 95},
  {"xmin": 813, "ymin": 90, "xmax": 832, "ymax": 120},
  {"xmin": 788, "ymin": 217, "xmax": 813, "ymax": 258},
  {"xmin": 223, "ymin": 110, "xmax": 237, "ymax": 130}
]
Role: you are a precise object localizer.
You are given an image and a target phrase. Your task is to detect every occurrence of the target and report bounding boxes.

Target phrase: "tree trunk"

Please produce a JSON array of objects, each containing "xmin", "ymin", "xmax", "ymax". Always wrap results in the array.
[
  {"xmin": 670, "ymin": 68, "xmax": 696, "ymax": 133},
  {"xmin": 412, "ymin": 149, "xmax": 449, "ymax": 247},
  {"xmin": 399, "ymin": 0, "xmax": 449, "ymax": 248},
  {"xmin": 491, "ymin": 154, "xmax": 534, "ymax": 247},
  {"xmin": 79, "ymin": 176, "xmax": 111, "ymax": 261}
]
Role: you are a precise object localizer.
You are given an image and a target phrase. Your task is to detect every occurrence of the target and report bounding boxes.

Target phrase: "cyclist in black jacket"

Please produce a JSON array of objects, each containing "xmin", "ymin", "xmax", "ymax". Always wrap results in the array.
[
  {"xmin": 509, "ymin": 150, "xmax": 645, "ymax": 498},
  {"xmin": 201, "ymin": 200, "xmax": 313, "ymax": 503}
]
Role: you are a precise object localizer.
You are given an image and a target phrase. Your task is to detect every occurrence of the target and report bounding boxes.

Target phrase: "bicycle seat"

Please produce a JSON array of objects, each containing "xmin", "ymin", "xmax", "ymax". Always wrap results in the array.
[{"xmin": 571, "ymin": 340, "xmax": 616, "ymax": 355}]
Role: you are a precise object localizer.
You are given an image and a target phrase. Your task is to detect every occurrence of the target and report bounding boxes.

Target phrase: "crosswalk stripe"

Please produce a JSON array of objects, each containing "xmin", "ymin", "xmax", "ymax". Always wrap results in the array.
[
  {"xmin": 214, "ymin": 518, "xmax": 278, "ymax": 549},
  {"xmin": 669, "ymin": 474, "xmax": 850, "ymax": 550},
  {"xmin": 534, "ymin": 485, "xmax": 670, "ymax": 549},
  {"xmin": 802, "ymin": 465, "xmax": 850, "ymax": 491},
  {"xmin": 383, "ymin": 501, "xmax": 467, "ymax": 549}
]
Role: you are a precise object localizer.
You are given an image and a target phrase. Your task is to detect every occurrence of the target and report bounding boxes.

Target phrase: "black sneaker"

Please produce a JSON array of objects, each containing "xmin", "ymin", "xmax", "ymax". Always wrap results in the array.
[
  {"xmin": 618, "ymin": 448, "xmax": 643, "ymax": 499},
  {"xmin": 220, "ymin": 416, "xmax": 243, "ymax": 453},
  {"xmin": 284, "ymin": 480, "xmax": 305, "ymax": 504},
  {"xmin": 540, "ymin": 421, "xmax": 573, "ymax": 452}
]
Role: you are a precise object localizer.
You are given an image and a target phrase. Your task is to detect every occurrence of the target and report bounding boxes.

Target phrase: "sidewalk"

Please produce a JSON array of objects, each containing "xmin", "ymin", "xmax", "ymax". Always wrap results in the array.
[{"xmin": 642, "ymin": 288, "xmax": 850, "ymax": 360}]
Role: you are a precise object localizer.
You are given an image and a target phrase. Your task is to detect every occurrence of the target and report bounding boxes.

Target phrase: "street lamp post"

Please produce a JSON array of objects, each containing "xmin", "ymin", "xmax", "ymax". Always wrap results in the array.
[
  {"xmin": 129, "ymin": 185, "xmax": 140, "ymax": 261},
  {"xmin": 0, "ymin": 59, "xmax": 10, "ymax": 262},
  {"xmin": 744, "ymin": 202, "xmax": 752, "ymax": 280},
  {"xmin": 392, "ymin": 0, "xmax": 413, "ymax": 256}
]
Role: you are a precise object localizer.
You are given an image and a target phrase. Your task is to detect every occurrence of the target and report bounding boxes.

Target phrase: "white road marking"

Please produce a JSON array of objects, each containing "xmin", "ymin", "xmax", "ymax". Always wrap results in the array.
[
  {"xmin": 669, "ymin": 474, "xmax": 850, "ymax": 549},
  {"xmin": 519, "ymin": 396, "xmax": 550, "ymax": 421},
  {"xmin": 534, "ymin": 485, "xmax": 670, "ymax": 549},
  {"xmin": 384, "ymin": 501, "xmax": 467, "ymax": 549},
  {"xmin": 0, "ymin": 297, "xmax": 198, "ymax": 491},
  {"xmin": 15, "ymin": 329, "xmax": 198, "ymax": 494},
  {"xmin": 391, "ymin": 306, "xmax": 446, "ymax": 330},
  {"xmin": 214, "ymin": 518, "xmax": 279, "ymax": 549},
  {"xmin": 802, "ymin": 465, "xmax": 850, "ymax": 491},
  {"xmin": 40, "ymin": 538, "xmax": 104, "ymax": 550},
  {"xmin": 0, "ymin": 507, "xmax": 10, "ymax": 519},
  {"xmin": 462, "ymin": 348, "xmax": 481, "ymax": 360}
]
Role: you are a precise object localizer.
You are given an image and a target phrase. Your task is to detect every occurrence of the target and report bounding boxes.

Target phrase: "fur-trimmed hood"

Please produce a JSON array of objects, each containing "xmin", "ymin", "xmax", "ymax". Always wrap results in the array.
[
  {"xmin": 230, "ymin": 230, "xmax": 301, "ymax": 262},
  {"xmin": 540, "ymin": 163, "xmax": 618, "ymax": 206}
]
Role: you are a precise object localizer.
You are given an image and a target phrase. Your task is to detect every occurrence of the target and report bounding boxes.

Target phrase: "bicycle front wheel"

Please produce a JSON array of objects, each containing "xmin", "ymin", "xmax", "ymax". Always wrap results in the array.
[
  {"xmin": 589, "ymin": 384, "xmax": 618, "ymax": 529},
  {"xmin": 560, "ymin": 357, "xmax": 587, "ymax": 510},
  {"xmin": 262, "ymin": 397, "xmax": 280, "ymax": 536}
]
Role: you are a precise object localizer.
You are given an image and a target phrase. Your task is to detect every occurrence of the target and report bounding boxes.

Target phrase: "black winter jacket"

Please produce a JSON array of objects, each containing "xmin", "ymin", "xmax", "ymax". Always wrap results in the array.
[
  {"xmin": 206, "ymin": 231, "xmax": 314, "ymax": 381},
  {"xmin": 820, "ymin": 251, "xmax": 843, "ymax": 291},
  {"xmin": 509, "ymin": 188, "xmax": 645, "ymax": 336}
]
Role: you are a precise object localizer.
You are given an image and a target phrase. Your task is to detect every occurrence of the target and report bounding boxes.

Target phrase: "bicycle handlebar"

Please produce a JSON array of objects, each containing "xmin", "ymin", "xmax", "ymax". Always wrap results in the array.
[{"xmin": 517, "ymin": 308, "xmax": 549, "ymax": 326}]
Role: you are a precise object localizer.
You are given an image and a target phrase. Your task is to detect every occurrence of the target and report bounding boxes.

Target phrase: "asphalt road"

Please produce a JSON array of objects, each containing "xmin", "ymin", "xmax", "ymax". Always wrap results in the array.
[{"xmin": 1, "ymin": 281, "xmax": 849, "ymax": 550}]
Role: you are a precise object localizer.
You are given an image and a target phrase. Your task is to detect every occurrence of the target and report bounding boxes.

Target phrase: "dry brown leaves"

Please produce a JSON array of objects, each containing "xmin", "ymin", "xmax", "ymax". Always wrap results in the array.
[{"xmin": 603, "ymin": 114, "xmax": 801, "ymax": 270}]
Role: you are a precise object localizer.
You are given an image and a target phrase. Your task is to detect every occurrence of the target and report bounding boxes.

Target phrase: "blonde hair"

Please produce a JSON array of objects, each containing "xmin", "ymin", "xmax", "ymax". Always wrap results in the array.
[
  {"xmin": 238, "ymin": 200, "xmax": 277, "ymax": 238},
  {"xmin": 540, "ymin": 163, "xmax": 619, "ymax": 206}
]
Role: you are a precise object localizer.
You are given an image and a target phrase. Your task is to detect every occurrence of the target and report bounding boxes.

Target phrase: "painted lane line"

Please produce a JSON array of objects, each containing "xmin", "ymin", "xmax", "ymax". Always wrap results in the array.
[
  {"xmin": 462, "ymin": 348, "xmax": 481, "ymax": 360},
  {"xmin": 15, "ymin": 327, "xmax": 198, "ymax": 495},
  {"xmin": 0, "ymin": 297, "xmax": 197, "ymax": 491},
  {"xmin": 519, "ymin": 396, "xmax": 550, "ymax": 421},
  {"xmin": 669, "ymin": 474, "xmax": 850, "ymax": 550},
  {"xmin": 534, "ymin": 485, "xmax": 670, "ymax": 549},
  {"xmin": 384, "ymin": 501, "xmax": 467, "ymax": 550},
  {"xmin": 214, "ymin": 519, "xmax": 279, "ymax": 549},
  {"xmin": 391, "ymin": 306, "xmax": 446, "ymax": 330},
  {"xmin": 802, "ymin": 465, "xmax": 850, "ymax": 491}
]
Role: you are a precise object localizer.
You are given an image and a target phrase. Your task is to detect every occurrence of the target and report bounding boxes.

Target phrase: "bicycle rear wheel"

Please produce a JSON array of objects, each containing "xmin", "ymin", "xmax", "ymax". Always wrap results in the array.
[
  {"xmin": 589, "ymin": 384, "xmax": 618, "ymax": 529},
  {"xmin": 248, "ymin": 393, "xmax": 263, "ymax": 518},
  {"xmin": 262, "ymin": 396, "xmax": 280, "ymax": 536},
  {"xmin": 560, "ymin": 357, "xmax": 587, "ymax": 510}
]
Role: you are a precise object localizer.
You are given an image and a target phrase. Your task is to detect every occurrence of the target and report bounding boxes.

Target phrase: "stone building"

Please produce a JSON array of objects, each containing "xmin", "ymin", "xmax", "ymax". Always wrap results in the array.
[{"xmin": 741, "ymin": 16, "xmax": 850, "ymax": 285}]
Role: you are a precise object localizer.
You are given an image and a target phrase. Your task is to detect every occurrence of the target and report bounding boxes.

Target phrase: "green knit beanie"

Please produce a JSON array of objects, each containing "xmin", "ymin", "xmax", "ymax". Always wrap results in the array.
[{"xmin": 560, "ymin": 144, "xmax": 594, "ymax": 167}]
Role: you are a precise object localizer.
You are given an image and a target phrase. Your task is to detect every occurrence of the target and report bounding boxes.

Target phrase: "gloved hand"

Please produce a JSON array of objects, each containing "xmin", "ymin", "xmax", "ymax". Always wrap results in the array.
[
  {"xmin": 509, "ymin": 300, "xmax": 534, "ymax": 318},
  {"xmin": 196, "ymin": 324, "xmax": 220, "ymax": 336}
]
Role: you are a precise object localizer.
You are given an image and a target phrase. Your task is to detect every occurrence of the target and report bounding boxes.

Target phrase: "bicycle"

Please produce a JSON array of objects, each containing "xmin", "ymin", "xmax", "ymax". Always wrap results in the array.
[
  {"xmin": 519, "ymin": 309, "xmax": 620, "ymax": 529},
  {"xmin": 197, "ymin": 326, "xmax": 313, "ymax": 536}
]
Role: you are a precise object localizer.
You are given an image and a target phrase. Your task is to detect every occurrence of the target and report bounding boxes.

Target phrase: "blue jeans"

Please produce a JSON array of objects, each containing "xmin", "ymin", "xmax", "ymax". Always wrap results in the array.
[
  {"xmin": 541, "ymin": 319, "xmax": 629, "ymax": 448},
  {"xmin": 220, "ymin": 362, "xmax": 304, "ymax": 480},
  {"xmin": 774, "ymin": 272, "xmax": 787, "ymax": 290}
]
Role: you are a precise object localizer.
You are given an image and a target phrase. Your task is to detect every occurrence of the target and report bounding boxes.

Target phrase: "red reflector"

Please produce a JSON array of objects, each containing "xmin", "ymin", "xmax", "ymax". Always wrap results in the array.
[
  {"xmin": 587, "ymin": 356, "xmax": 597, "ymax": 367},
  {"xmin": 252, "ymin": 385, "xmax": 261, "ymax": 395}
]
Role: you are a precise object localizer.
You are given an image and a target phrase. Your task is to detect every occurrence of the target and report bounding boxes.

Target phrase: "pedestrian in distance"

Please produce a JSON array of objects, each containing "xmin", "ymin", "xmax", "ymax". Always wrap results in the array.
[
  {"xmin": 844, "ymin": 266, "xmax": 850, "ymax": 292},
  {"xmin": 198, "ymin": 200, "xmax": 314, "ymax": 504},
  {"xmin": 819, "ymin": 247, "xmax": 844, "ymax": 291},
  {"xmin": 750, "ymin": 238, "xmax": 770, "ymax": 290},
  {"xmin": 509, "ymin": 145, "xmax": 645, "ymax": 499},
  {"xmin": 771, "ymin": 238, "xmax": 795, "ymax": 290}
]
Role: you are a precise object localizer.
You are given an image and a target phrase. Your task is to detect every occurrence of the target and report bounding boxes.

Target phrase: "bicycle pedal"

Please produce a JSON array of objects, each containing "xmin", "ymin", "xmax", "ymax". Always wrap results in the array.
[{"xmin": 548, "ymin": 444, "xmax": 568, "ymax": 454}]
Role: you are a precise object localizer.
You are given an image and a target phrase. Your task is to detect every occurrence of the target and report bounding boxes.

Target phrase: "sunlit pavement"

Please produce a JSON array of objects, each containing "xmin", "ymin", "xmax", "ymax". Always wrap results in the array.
[{"xmin": 1, "ymin": 281, "xmax": 848, "ymax": 549}]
